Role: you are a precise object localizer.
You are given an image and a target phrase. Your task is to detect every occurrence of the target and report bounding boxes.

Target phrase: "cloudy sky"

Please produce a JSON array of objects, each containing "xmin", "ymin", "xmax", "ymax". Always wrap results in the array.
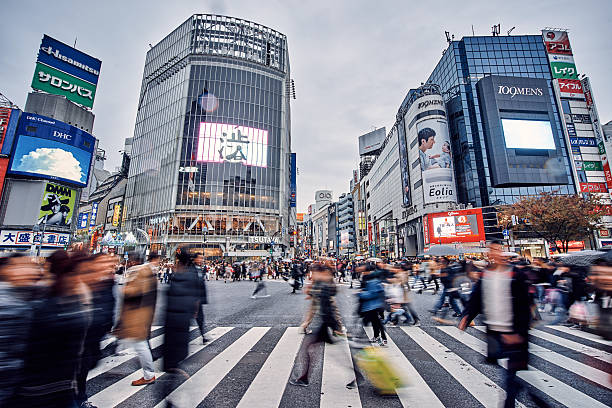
[{"xmin": 2, "ymin": 0, "xmax": 611, "ymax": 212}]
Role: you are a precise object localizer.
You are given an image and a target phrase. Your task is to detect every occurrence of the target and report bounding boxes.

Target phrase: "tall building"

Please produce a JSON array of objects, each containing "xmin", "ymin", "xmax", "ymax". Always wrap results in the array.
[
  {"xmin": 124, "ymin": 15, "xmax": 293, "ymax": 258},
  {"xmin": 337, "ymin": 192, "xmax": 355, "ymax": 256}
]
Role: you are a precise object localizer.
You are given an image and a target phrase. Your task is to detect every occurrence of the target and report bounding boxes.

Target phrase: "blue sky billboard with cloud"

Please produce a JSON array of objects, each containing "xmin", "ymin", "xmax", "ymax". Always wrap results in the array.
[{"xmin": 8, "ymin": 113, "xmax": 95, "ymax": 187}]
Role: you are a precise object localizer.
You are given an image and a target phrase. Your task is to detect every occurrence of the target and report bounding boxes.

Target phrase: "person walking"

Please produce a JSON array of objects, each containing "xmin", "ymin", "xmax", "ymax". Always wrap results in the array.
[
  {"xmin": 75, "ymin": 253, "xmax": 117, "ymax": 407},
  {"xmin": 13, "ymin": 250, "xmax": 89, "ymax": 408},
  {"xmin": 251, "ymin": 263, "xmax": 269, "ymax": 298},
  {"xmin": 290, "ymin": 264, "xmax": 338, "ymax": 387},
  {"xmin": 459, "ymin": 241, "xmax": 535, "ymax": 408},
  {"xmin": 359, "ymin": 266, "xmax": 387, "ymax": 346},
  {"xmin": 193, "ymin": 254, "xmax": 209, "ymax": 343},
  {"xmin": 0, "ymin": 254, "xmax": 43, "ymax": 406}
]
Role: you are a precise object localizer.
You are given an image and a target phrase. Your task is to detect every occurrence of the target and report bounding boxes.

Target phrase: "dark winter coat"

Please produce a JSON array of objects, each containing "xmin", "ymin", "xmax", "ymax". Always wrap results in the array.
[
  {"xmin": 163, "ymin": 264, "xmax": 200, "ymax": 371},
  {"xmin": 462, "ymin": 267, "xmax": 531, "ymax": 370},
  {"xmin": 358, "ymin": 276, "xmax": 385, "ymax": 313}
]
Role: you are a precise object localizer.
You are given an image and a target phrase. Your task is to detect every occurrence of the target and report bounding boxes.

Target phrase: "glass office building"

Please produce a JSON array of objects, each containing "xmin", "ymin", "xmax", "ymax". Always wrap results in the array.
[
  {"xmin": 124, "ymin": 14, "xmax": 292, "ymax": 257},
  {"xmin": 427, "ymin": 35, "xmax": 575, "ymax": 207}
]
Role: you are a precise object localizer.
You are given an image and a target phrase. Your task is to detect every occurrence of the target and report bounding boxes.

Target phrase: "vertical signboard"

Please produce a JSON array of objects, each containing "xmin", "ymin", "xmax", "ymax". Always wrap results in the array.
[
  {"xmin": 290, "ymin": 152, "xmax": 296, "ymax": 207},
  {"xmin": 582, "ymin": 77, "xmax": 612, "ymax": 194},
  {"xmin": 397, "ymin": 122, "xmax": 412, "ymax": 207},
  {"xmin": 89, "ymin": 202, "xmax": 98, "ymax": 227},
  {"xmin": 112, "ymin": 204, "xmax": 122, "ymax": 227},
  {"xmin": 0, "ymin": 108, "xmax": 21, "ymax": 154}
]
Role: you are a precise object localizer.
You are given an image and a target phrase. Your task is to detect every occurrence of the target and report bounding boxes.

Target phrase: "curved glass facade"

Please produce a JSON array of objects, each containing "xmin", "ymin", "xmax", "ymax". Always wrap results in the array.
[{"xmin": 124, "ymin": 15, "xmax": 291, "ymax": 256}]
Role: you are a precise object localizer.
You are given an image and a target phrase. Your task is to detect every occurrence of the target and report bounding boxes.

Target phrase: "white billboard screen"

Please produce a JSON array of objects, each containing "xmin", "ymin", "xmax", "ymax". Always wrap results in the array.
[
  {"xmin": 501, "ymin": 119, "xmax": 555, "ymax": 150},
  {"xmin": 196, "ymin": 122, "xmax": 268, "ymax": 167}
]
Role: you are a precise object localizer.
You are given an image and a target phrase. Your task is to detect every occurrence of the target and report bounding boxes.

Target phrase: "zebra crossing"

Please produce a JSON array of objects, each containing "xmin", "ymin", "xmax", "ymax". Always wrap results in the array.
[{"xmin": 85, "ymin": 324, "xmax": 611, "ymax": 408}]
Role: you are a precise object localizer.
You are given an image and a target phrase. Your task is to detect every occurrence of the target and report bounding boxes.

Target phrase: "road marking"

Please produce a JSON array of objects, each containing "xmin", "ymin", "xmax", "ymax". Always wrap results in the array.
[
  {"xmin": 531, "ymin": 328, "xmax": 612, "ymax": 363},
  {"xmin": 89, "ymin": 327, "xmax": 232, "ymax": 408},
  {"xmin": 402, "ymin": 327, "xmax": 526, "ymax": 408},
  {"xmin": 473, "ymin": 326, "xmax": 611, "ymax": 389},
  {"xmin": 88, "ymin": 330, "xmax": 166, "ymax": 380},
  {"xmin": 364, "ymin": 327, "xmax": 444, "ymax": 407},
  {"xmin": 547, "ymin": 325, "xmax": 612, "ymax": 347},
  {"xmin": 237, "ymin": 327, "xmax": 303, "ymax": 408},
  {"xmin": 438, "ymin": 326, "xmax": 608, "ymax": 408},
  {"xmin": 158, "ymin": 327, "xmax": 269, "ymax": 408},
  {"xmin": 320, "ymin": 336, "xmax": 361, "ymax": 408}
]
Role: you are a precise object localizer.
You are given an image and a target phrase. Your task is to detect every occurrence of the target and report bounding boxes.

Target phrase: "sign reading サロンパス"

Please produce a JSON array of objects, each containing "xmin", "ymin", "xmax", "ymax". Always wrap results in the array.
[{"xmin": 31, "ymin": 35, "xmax": 101, "ymax": 108}]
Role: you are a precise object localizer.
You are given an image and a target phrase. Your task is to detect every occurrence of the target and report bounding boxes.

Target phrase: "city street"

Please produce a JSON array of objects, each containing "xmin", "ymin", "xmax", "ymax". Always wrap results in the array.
[{"xmin": 85, "ymin": 278, "xmax": 611, "ymax": 408}]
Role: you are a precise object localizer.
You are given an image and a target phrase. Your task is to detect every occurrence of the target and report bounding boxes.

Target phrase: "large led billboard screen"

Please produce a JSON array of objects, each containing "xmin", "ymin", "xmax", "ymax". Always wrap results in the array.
[
  {"xmin": 427, "ymin": 208, "xmax": 485, "ymax": 244},
  {"xmin": 8, "ymin": 113, "xmax": 95, "ymax": 187},
  {"xmin": 196, "ymin": 122, "xmax": 268, "ymax": 167},
  {"xmin": 501, "ymin": 119, "xmax": 555, "ymax": 150}
]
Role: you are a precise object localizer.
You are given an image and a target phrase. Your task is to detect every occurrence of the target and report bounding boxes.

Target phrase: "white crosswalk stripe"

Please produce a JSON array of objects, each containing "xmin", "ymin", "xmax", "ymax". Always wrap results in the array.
[
  {"xmin": 547, "ymin": 324, "xmax": 612, "ymax": 346},
  {"xmin": 84, "ymin": 324, "xmax": 610, "ymax": 407},
  {"xmin": 473, "ymin": 326, "xmax": 611, "ymax": 389},
  {"xmin": 438, "ymin": 326, "xmax": 609, "ymax": 408}
]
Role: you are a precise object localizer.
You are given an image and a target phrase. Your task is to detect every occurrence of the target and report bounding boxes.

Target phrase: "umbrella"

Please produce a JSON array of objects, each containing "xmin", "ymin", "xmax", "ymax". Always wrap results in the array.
[
  {"xmin": 555, "ymin": 250, "xmax": 604, "ymax": 266},
  {"xmin": 501, "ymin": 251, "xmax": 520, "ymax": 257},
  {"xmin": 421, "ymin": 245, "xmax": 461, "ymax": 257},
  {"xmin": 304, "ymin": 258, "xmax": 313, "ymax": 262},
  {"xmin": 354, "ymin": 256, "xmax": 364, "ymax": 260},
  {"xmin": 366, "ymin": 257, "xmax": 383, "ymax": 263}
]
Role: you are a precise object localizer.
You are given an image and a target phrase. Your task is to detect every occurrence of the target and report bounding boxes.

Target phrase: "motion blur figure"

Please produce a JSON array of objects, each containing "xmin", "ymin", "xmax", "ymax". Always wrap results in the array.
[
  {"xmin": 13, "ymin": 250, "xmax": 89, "ymax": 408},
  {"xmin": 459, "ymin": 241, "xmax": 545, "ymax": 408},
  {"xmin": 115, "ymin": 252, "xmax": 158, "ymax": 387},
  {"xmin": 0, "ymin": 254, "xmax": 43, "ymax": 406},
  {"xmin": 75, "ymin": 253, "xmax": 117, "ymax": 408}
]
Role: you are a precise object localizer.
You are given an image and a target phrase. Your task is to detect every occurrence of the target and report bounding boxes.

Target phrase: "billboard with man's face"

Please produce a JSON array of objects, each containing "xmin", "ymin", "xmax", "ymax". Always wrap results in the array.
[
  {"xmin": 408, "ymin": 94, "xmax": 456, "ymax": 204},
  {"xmin": 39, "ymin": 182, "xmax": 76, "ymax": 228}
]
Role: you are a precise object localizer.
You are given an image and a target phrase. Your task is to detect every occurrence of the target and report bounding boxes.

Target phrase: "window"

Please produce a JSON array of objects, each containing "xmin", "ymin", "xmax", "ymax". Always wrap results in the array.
[{"xmin": 412, "ymin": 158, "xmax": 420, "ymax": 169}]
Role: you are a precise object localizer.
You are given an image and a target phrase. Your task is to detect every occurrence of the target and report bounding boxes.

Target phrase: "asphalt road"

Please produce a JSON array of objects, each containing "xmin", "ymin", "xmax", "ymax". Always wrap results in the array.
[{"xmin": 85, "ymin": 277, "xmax": 612, "ymax": 408}]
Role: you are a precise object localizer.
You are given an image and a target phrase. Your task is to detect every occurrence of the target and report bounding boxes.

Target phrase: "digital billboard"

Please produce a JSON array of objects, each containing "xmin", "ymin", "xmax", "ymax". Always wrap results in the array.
[
  {"xmin": 38, "ymin": 182, "xmax": 76, "ymax": 227},
  {"xmin": 427, "ymin": 208, "xmax": 485, "ymax": 244},
  {"xmin": 32, "ymin": 35, "xmax": 101, "ymax": 109},
  {"xmin": 358, "ymin": 127, "xmax": 386, "ymax": 156},
  {"xmin": 501, "ymin": 119, "xmax": 555, "ymax": 150},
  {"xmin": 196, "ymin": 122, "xmax": 267, "ymax": 167},
  {"xmin": 8, "ymin": 113, "xmax": 95, "ymax": 187},
  {"xmin": 396, "ymin": 124, "xmax": 411, "ymax": 207}
]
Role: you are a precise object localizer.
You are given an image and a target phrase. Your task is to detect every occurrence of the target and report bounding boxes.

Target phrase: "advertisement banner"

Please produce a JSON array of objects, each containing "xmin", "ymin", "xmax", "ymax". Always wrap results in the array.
[
  {"xmin": 397, "ymin": 122, "xmax": 411, "ymax": 207},
  {"xmin": 8, "ymin": 113, "xmax": 95, "ymax": 187},
  {"xmin": 427, "ymin": 208, "xmax": 485, "ymax": 244},
  {"xmin": 423, "ymin": 215, "xmax": 429, "ymax": 246},
  {"xmin": 580, "ymin": 182, "xmax": 607, "ymax": 193},
  {"xmin": 542, "ymin": 30, "xmax": 573, "ymax": 55},
  {"xmin": 583, "ymin": 161, "xmax": 603, "ymax": 171},
  {"xmin": 112, "ymin": 204, "xmax": 121, "ymax": 227},
  {"xmin": 557, "ymin": 79, "xmax": 583, "ymax": 98},
  {"xmin": 0, "ymin": 230, "xmax": 69, "ymax": 247},
  {"xmin": 0, "ymin": 108, "xmax": 19, "ymax": 153},
  {"xmin": 340, "ymin": 230, "xmax": 349, "ymax": 246},
  {"xmin": 77, "ymin": 212, "xmax": 89, "ymax": 229},
  {"xmin": 31, "ymin": 63, "xmax": 96, "ymax": 108},
  {"xmin": 196, "ymin": 122, "xmax": 268, "ymax": 167},
  {"xmin": 37, "ymin": 35, "xmax": 101, "ymax": 85},
  {"xmin": 290, "ymin": 152, "xmax": 296, "ymax": 208},
  {"xmin": 570, "ymin": 137, "xmax": 597, "ymax": 147},
  {"xmin": 550, "ymin": 61, "xmax": 578, "ymax": 79},
  {"xmin": 38, "ymin": 182, "xmax": 76, "ymax": 228},
  {"xmin": 90, "ymin": 202, "xmax": 98, "ymax": 227}
]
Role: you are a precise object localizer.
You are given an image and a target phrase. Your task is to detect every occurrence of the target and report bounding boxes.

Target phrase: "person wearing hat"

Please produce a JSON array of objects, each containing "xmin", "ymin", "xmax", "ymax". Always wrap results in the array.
[{"xmin": 39, "ymin": 194, "xmax": 72, "ymax": 227}]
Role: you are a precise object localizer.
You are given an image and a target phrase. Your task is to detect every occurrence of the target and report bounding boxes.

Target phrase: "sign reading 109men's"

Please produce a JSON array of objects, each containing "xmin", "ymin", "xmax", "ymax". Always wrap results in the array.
[{"xmin": 31, "ymin": 35, "xmax": 102, "ymax": 109}]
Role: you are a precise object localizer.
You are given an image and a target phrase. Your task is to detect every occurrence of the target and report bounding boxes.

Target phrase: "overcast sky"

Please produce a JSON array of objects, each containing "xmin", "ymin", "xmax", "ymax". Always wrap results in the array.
[{"xmin": 2, "ymin": 0, "xmax": 611, "ymax": 212}]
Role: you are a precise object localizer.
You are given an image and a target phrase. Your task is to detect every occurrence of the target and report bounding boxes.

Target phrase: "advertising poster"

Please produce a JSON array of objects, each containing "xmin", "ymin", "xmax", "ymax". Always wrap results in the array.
[
  {"xmin": 542, "ymin": 30, "xmax": 573, "ymax": 55},
  {"xmin": 77, "ymin": 213, "xmax": 89, "ymax": 229},
  {"xmin": 38, "ymin": 182, "xmax": 76, "ymax": 227},
  {"xmin": 397, "ymin": 123, "xmax": 411, "ymax": 207},
  {"xmin": 196, "ymin": 122, "xmax": 268, "ymax": 167},
  {"xmin": 416, "ymin": 117, "xmax": 456, "ymax": 204},
  {"xmin": 32, "ymin": 35, "xmax": 101, "ymax": 109},
  {"xmin": 550, "ymin": 61, "xmax": 578, "ymax": 79},
  {"xmin": 427, "ymin": 209, "xmax": 485, "ymax": 244},
  {"xmin": 557, "ymin": 79, "xmax": 583, "ymax": 99},
  {"xmin": 112, "ymin": 204, "xmax": 121, "ymax": 227},
  {"xmin": 8, "ymin": 113, "xmax": 95, "ymax": 187}
]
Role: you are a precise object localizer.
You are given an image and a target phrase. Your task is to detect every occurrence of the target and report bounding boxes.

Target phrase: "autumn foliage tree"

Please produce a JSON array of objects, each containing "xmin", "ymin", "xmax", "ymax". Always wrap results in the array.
[{"xmin": 497, "ymin": 192, "xmax": 605, "ymax": 253}]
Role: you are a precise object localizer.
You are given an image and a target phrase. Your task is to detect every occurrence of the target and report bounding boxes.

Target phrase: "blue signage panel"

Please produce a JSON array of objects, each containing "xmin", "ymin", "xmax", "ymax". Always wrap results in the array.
[
  {"xmin": 8, "ymin": 113, "xmax": 95, "ymax": 187},
  {"xmin": 569, "ymin": 137, "xmax": 596, "ymax": 147},
  {"xmin": 0, "ymin": 108, "xmax": 21, "ymax": 155},
  {"xmin": 37, "ymin": 35, "xmax": 101, "ymax": 85}
]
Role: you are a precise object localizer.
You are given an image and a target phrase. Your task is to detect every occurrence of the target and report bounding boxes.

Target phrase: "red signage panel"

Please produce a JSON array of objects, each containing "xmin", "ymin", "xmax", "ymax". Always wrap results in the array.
[
  {"xmin": 427, "ymin": 208, "xmax": 485, "ymax": 244},
  {"xmin": 580, "ymin": 182, "xmax": 607, "ymax": 193},
  {"xmin": 557, "ymin": 79, "xmax": 583, "ymax": 98}
]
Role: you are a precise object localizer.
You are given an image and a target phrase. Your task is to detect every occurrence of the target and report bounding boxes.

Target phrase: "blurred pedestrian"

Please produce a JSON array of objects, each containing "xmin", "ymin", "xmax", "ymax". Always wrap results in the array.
[
  {"xmin": 115, "ymin": 252, "xmax": 158, "ymax": 386},
  {"xmin": 193, "ymin": 254, "xmax": 209, "ymax": 343},
  {"xmin": 13, "ymin": 250, "xmax": 89, "ymax": 408},
  {"xmin": 75, "ymin": 253, "xmax": 117, "ymax": 407},
  {"xmin": 0, "ymin": 254, "xmax": 43, "ymax": 406},
  {"xmin": 359, "ymin": 265, "xmax": 387, "ymax": 346},
  {"xmin": 459, "ymin": 241, "xmax": 534, "ymax": 408}
]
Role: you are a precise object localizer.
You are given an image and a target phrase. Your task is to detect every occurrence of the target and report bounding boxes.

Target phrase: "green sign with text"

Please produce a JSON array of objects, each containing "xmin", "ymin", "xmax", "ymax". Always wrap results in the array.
[
  {"xmin": 583, "ymin": 161, "xmax": 603, "ymax": 171},
  {"xmin": 31, "ymin": 62, "xmax": 96, "ymax": 108}
]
